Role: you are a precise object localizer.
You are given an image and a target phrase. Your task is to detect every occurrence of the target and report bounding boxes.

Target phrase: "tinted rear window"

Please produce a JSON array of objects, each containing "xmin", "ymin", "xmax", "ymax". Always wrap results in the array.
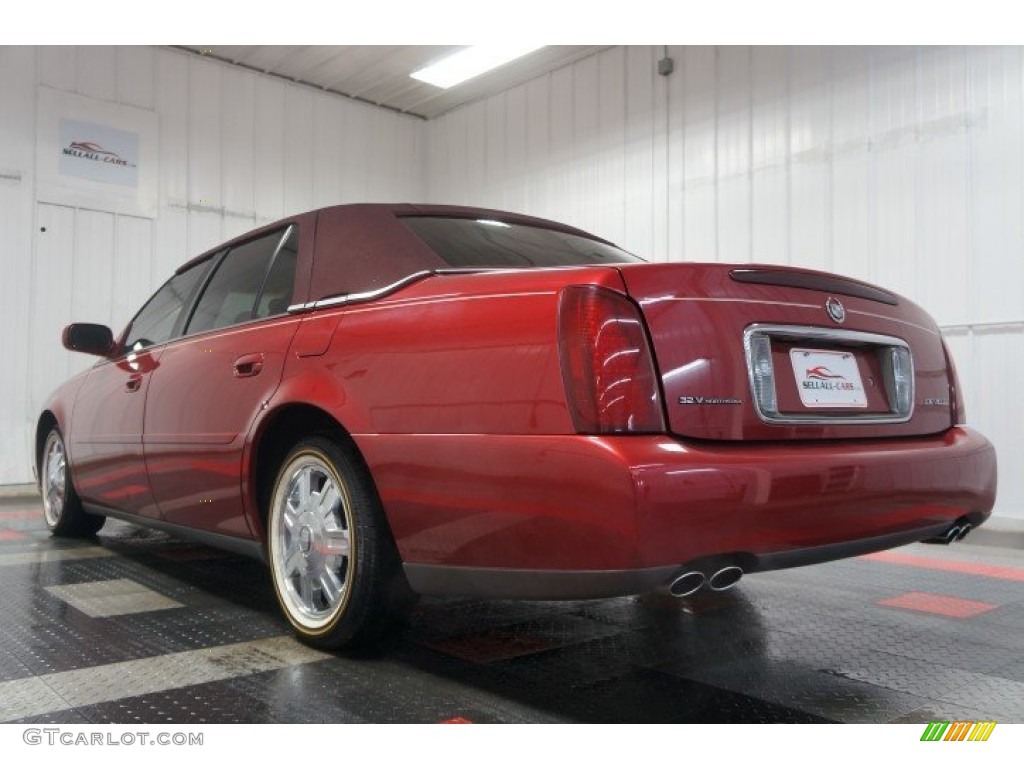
[{"xmin": 401, "ymin": 217, "xmax": 643, "ymax": 269}]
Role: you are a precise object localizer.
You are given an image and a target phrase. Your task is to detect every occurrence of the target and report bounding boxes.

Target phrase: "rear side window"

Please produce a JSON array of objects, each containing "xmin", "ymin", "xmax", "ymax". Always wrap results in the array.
[
  {"xmin": 400, "ymin": 216, "xmax": 644, "ymax": 269},
  {"xmin": 123, "ymin": 260, "xmax": 211, "ymax": 351},
  {"xmin": 255, "ymin": 227, "xmax": 298, "ymax": 319},
  {"xmin": 186, "ymin": 226, "xmax": 297, "ymax": 335}
]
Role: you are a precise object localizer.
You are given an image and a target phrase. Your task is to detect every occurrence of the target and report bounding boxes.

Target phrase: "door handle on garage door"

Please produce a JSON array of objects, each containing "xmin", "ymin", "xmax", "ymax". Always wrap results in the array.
[{"xmin": 233, "ymin": 353, "xmax": 265, "ymax": 378}]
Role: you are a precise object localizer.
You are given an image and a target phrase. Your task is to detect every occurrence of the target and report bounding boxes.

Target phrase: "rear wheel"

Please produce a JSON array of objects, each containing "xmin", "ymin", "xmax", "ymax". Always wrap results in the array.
[
  {"xmin": 267, "ymin": 435, "xmax": 411, "ymax": 650},
  {"xmin": 41, "ymin": 428, "xmax": 105, "ymax": 537}
]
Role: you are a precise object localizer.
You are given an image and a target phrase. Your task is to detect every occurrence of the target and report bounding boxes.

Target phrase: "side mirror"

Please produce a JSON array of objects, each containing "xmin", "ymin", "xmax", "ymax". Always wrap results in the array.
[{"xmin": 62, "ymin": 323, "xmax": 115, "ymax": 356}]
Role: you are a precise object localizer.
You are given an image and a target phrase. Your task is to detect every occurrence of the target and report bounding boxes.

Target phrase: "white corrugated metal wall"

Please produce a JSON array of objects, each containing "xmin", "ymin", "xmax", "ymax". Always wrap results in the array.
[
  {"xmin": 3, "ymin": 45, "xmax": 1021, "ymax": 523},
  {"xmin": 0, "ymin": 46, "xmax": 423, "ymax": 485},
  {"xmin": 425, "ymin": 45, "xmax": 1024, "ymax": 521}
]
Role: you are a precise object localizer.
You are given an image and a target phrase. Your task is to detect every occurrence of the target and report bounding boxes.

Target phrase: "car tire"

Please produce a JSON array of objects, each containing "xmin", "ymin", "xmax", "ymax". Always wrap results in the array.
[
  {"xmin": 267, "ymin": 435, "xmax": 413, "ymax": 651},
  {"xmin": 40, "ymin": 427, "xmax": 105, "ymax": 537}
]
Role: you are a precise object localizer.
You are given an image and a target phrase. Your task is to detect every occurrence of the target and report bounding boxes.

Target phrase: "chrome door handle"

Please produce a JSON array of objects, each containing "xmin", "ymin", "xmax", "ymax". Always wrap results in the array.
[
  {"xmin": 125, "ymin": 376, "xmax": 143, "ymax": 392},
  {"xmin": 233, "ymin": 353, "xmax": 265, "ymax": 378}
]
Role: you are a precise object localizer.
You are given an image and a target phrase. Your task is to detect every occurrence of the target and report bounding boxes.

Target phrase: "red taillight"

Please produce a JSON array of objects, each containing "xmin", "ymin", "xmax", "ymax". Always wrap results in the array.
[
  {"xmin": 941, "ymin": 338, "xmax": 966, "ymax": 425},
  {"xmin": 557, "ymin": 285, "xmax": 666, "ymax": 434}
]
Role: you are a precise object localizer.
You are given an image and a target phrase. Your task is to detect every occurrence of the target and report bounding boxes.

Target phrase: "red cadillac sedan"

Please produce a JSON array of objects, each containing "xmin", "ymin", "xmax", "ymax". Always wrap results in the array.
[{"xmin": 36, "ymin": 204, "xmax": 997, "ymax": 649}]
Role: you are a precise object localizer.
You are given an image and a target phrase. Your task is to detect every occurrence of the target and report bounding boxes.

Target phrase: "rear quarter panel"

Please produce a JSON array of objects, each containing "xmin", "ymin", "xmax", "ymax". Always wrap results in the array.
[
  {"xmin": 283, "ymin": 267, "xmax": 625, "ymax": 436},
  {"xmin": 261, "ymin": 267, "xmax": 630, "ymax": 565}
]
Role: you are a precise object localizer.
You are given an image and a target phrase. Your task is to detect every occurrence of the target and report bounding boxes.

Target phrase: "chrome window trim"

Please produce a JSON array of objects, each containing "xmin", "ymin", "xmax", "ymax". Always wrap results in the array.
[
  {"xmin": 743, "ymin": 323, "xmax": 915, "ymax": 426},
  {"xmin": 286, "ymin": 266, "xmax": 592, "ymax": 315},
  {"xmin": 288, "ymin": 270, "xmax": 437, "ymax": 313}
]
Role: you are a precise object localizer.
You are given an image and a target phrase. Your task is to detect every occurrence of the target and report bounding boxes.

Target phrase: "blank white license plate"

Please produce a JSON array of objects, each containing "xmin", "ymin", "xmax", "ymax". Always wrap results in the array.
[{"xmin": 789, "ymin": 348, "xmax": 868, "ymax": 408}]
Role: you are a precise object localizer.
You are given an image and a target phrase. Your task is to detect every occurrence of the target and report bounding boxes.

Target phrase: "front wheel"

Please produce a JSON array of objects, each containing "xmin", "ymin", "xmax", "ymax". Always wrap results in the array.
[
  {"xmin": 40, "ymin": 428, "xmax": 105, "ymax": 537},
  {"xmin": 267, "ymin": 436, "xmax": 411, "ymax": 650}
]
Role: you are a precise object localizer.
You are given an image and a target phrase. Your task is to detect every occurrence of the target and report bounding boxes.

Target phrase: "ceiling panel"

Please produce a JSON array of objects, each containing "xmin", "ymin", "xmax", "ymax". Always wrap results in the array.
[{"xmin": 175, "ymin": 45, "xmax": 610, "ymax": 119}]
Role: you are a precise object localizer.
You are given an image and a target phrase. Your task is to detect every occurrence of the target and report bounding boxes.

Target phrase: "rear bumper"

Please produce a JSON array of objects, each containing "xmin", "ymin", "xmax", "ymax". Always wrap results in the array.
[
  {"xmin": 358, "ymin": 427, "xmax": 997, "ymax": 598},
  {"xmin": 629, "ymin": 425, "xmax": 996, "ymax": 571},
  {"xmin": 403, "ymin": 522, "xmax": 953, "ymax": 599}
]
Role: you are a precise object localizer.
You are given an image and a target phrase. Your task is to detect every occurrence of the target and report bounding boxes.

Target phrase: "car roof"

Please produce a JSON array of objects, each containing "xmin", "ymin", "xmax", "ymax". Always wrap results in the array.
[{"xmin": 175, "ymin": 203, "xmax": 613, "ymax": 276}]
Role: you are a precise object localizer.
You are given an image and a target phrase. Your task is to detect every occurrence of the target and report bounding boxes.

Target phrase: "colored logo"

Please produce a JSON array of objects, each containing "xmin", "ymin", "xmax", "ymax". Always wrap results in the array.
[
  {"xmin": 62, "ymin": 140, "xmax": 136, "ymax": 168},
  {"xmin": 69, "ymin": 141, "xmax": 120, "ymax": 158},
  {"xmin": 825, "ymin": 296, "xmax": 846, "ymax": 324},
  {"xmin": 805, "ymin": 366, "xmax": 845, "ymax": 380},
  {"xmin": 920, "ymin": 721, "xmax": 996, "ymax": 742}
]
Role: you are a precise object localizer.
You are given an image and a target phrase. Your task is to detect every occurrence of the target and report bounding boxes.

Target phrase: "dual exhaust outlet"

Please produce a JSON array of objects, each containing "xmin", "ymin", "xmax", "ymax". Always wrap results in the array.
[
  {"xmin": 925, "ymin": 520, "xmax": 973, "ymax": 545},
  {"xmin": 666, "ymin": 519, "xmax": 974, "ymax": 596},
  {"xmin": 666, "ymin": 564, "xmax": 744, "ymax": 598}
]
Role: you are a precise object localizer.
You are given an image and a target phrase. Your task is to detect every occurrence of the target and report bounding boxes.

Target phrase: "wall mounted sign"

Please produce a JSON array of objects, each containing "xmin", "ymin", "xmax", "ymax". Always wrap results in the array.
[
  {"xmin": 37, "ymin": 87, "xmax": 158, "ymax": 218},
  {"xmin": 58, "ymin": 119, "xmax": 140, "ymax": 188}
]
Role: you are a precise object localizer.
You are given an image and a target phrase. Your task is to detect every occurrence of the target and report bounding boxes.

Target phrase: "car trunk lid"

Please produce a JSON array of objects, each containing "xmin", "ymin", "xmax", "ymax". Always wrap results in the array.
[{"xmin": 615, "ymin": 263, "xmax": 954, "ymax": 441}]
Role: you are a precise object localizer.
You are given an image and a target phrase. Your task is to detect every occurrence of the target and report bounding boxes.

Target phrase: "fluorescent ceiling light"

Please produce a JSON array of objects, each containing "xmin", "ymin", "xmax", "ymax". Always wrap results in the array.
[{"xmin": 411, "ymin": 45, "xmax": 545, "ymax": 89}]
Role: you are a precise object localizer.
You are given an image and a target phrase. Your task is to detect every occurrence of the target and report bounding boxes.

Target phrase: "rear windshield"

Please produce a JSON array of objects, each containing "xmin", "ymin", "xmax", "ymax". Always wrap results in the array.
[{"xmin": 400, "ymin": 216, "xmax": 644, "ymax": 269}]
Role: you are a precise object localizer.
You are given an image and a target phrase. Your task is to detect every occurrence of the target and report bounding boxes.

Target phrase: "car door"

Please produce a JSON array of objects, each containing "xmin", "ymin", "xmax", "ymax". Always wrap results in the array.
[
  {"xmin": 69, "ymin": 261, "xmax": 211, "ymax": 518},
  {"xmin": 143, "ymin": 225, "xmax": 302, "ymax": 539}
]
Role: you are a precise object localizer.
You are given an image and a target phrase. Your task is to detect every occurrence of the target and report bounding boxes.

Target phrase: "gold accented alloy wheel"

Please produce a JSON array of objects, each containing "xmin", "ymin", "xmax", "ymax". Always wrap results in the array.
[
  {"xmin": 40, "ymin": 427, "xmax": 105, "ymax": 537},
  {"xmin": 270, "ymin": 450, "xmax": 355, "ymax": 631},
  {"xmin": 267, "ymin": 436, "xmax": 413, "ymax": 650}
]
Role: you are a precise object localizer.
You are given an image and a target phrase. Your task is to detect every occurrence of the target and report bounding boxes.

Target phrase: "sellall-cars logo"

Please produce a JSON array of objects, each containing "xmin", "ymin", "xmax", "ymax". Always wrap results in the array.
[
  {"xmin": 802, "ymin": 366, "xmax": 856, "ymax": 391},
  {"xmin": 62, "ymin": 140, "xmax": 136, "ymax": 168}
]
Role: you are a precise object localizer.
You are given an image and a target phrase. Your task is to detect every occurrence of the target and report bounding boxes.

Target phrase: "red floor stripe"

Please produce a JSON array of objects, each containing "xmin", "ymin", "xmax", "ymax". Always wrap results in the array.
[
  {"xmin": 861, "ymin": 550, "xmax": 1024, "ymax": 582},
  {"xmin": 0, "ymin": 529, "xmax": 26, "ymax": 541},
  {"xmin": 877, "ymin": 591, "xmax": 998, "ymax": 618},
  {"xmin": 0, "ymin": 509, "xmax": 41, "ymax": 521}
]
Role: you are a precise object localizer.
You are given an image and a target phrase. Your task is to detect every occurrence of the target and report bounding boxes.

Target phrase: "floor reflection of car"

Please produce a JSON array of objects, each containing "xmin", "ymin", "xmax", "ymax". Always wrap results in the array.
[{"xmin": 36, "ymin": 203, "xmax": 997, "ymax": 649}]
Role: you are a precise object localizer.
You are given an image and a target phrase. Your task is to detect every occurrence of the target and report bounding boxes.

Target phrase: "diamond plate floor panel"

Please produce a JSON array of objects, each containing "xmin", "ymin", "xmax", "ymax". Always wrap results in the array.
[{"xmin": 1, "ymin": 497, "xmax": 1022, "ymax": 724}]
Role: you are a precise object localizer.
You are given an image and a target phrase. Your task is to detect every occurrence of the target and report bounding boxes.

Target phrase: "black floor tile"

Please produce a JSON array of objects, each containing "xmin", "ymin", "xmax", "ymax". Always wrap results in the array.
[{"xmin": 2, "ymin": 497, "xmax": 1023, "ymax": 724}]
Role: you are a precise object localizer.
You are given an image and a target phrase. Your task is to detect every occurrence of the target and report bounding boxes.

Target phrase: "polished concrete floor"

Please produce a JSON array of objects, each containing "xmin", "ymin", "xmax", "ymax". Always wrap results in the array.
[{"xmin": 1, "ymin": 495, "xmax": 1022, "ymax": 724}]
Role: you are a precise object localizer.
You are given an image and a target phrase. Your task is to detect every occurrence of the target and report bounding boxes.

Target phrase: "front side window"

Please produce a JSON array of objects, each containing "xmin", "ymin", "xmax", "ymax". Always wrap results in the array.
[
  {"xmin": 122, "ymin": 260, "xmax": 211, "ymax": 351},
  {"xmin": 186, "ymin": 226, "xmax": 297, "ymax": 335}
]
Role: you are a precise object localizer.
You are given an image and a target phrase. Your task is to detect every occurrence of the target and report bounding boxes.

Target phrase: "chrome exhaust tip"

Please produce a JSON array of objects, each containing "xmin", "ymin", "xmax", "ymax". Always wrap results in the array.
[
  {"xmin": 708, "ymin": 565, "xmax": 744, "ymax": 592},
  {"xmin": 668, "ymin": 571, "xmax": 706, "ymax": 598},
  {"xmin": 924, "ymin": 522, "xmax": 967, "ymax": 545}
]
